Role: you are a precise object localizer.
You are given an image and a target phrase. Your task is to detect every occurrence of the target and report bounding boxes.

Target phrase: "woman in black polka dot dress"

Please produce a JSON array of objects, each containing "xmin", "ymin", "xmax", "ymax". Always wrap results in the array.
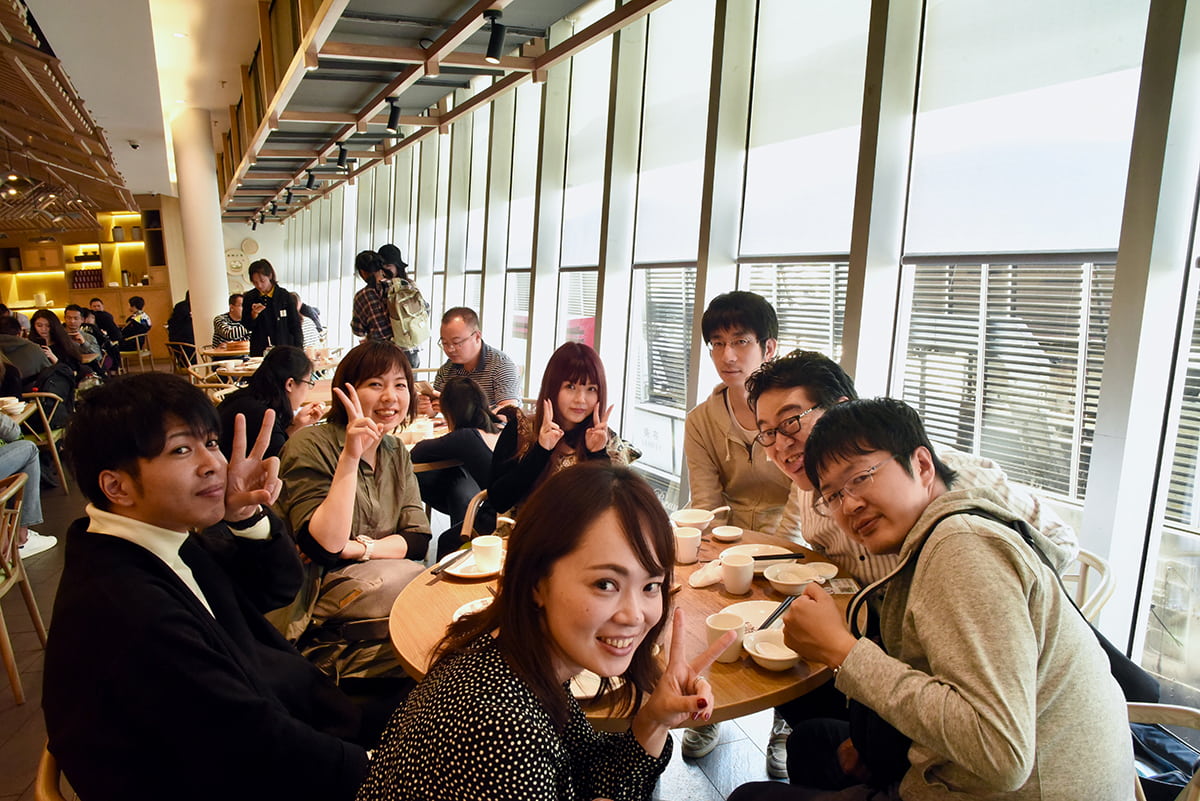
[{"xmin": 357, "ymin": 463, "xmax": 734, "ymax": 801}]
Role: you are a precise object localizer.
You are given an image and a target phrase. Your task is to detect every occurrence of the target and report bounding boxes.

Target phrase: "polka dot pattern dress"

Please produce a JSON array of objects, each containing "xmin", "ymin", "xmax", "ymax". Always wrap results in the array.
[{"xmin": 356, "ymin": 634, "xmax": 671, "ymax": 801}]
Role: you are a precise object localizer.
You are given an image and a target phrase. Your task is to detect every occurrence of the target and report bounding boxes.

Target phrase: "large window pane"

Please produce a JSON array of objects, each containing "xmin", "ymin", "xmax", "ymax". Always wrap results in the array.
[
  {"xmin": 503, "ymin": 270, "xmax": 530, "ymax": 372},
  {"xmin": 633, "ymin": 0, "xmax": 715, "ymax": 263},
  {"xmin": 740, "ymin": 262, "xmax": 847, "ymax": 358},
  {"xmin": 905, "ymin": 0, "xmax": 1148, "ymax": 253},
  {"xmin": 556, "ymin": 270, "xmax": 597, "ymax": 346},
  {"xmin": 508, "ymin": 82, "xmax": 542, "ymax": 269},
  {"xmin": 740, "ymin": 1, "xmax": 868, "ymax": 256}
]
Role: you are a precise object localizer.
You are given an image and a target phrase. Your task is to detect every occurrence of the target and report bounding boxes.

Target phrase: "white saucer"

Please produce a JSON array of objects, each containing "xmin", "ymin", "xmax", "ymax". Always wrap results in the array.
[
  {"xmin": 443, "ymin": 550, "xmax": 504, "ymax": 579},
  {"xmin": 711, "ymin": 525, "xmax": 743, "ymax": 542},
  {"xmin": 452, "ymin": 596, "xmax": 493, "ymax": 621},
  {"xmin": 720, "ymin": 543, "xmax": 798, "ymax": 574},
  {"xmin": 722, "ymin": 600, "xmax": 784, "ymax": 630}
]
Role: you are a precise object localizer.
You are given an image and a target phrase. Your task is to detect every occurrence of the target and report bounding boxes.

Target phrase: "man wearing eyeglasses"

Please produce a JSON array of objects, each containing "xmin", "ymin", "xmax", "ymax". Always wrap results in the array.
[
  {"xmin": 418, "ymin": 307, "xmax": 521, "ymax": 415},
  {"xmin": 746, "ymin": 350, "xmax": 1078, "ymax": 586}
]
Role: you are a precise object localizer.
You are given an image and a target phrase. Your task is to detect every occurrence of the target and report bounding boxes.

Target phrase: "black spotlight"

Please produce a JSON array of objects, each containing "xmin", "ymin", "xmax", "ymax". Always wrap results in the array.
[
  {"xmin": 270, "ymin": 201, "xmax": 278, "ymax": 215},
  {"xmin": 284, "ymin": 189, "xmax": 293, "ymax": 205},
  {"xmin": 251, "ymin": 218, "xmax": 258, "ymax": 231},
  {"xmin": 386, "ymin": 98, "xmax": 401, "ymax": 133},
  {"xmin": 484, "ymin": 10, "xmax": 506, "ymax": 64},
  {"xmin": 306, "ymin": 170, "xmax": 316, "ymax": 189},
  {"xmin": 337, "ymin": 144, "xmax": 347, "ymax": 168}
]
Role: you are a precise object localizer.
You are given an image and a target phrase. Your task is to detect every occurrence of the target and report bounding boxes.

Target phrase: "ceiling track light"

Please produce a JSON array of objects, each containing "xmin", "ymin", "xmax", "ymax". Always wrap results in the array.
[
  {"xmin": 270, "ymin": 201, "xmax": 278, "ymax": 215},
  {"xmin": 386, "ymin": 98, "xmax": 401, "ymax": 133},
  {"xmin": 251, "ymin": 218, "xmax": 258, "ymax": 231},
  {"xmin": 258, "ymin": 212, "xmax": 266, "ymax": 224},
  {"xmin": 337, "ymin": 144, "xmax": 347, "ymax": 169},
  {"xmin": 306, "ymin": 170, "xmax": 316, "ymax": 189},
  {"xmin": 484, "ymin": 10, "xmax": 506, "ymax": 65},
  {"xmin": 284, "ymin": 189, "xmax": 293, "ymax": 205}
]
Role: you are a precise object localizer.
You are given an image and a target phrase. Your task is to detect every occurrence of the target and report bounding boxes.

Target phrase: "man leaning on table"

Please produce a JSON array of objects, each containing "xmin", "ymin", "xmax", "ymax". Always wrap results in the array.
[
  {"xmin": 212, "ymin": 292, "xmax": 251, "ymax": 347},
  {"xmin": 680, "ymin": 291, "xmax": 793, "ymax": 773},
  {"xmin": 417, "ymin": 306, "xmax": 521, "ymax": 415},
  {"xmin": 43, "ymin": 373, "xmax": 368, "ymax": 801}
]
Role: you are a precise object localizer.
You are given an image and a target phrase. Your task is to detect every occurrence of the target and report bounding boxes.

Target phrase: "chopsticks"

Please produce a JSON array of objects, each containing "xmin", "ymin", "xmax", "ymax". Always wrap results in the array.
[
  {"xmin": 430, "ymin": 549, "xmax": 470, "ymax": 576},
  {"xmin": 757, "ymin": 595, "xmax": 798, "ymax": 631},
  {"xmin": 700, "ymin": 552, "xmax": 805, "ymax": 564}
]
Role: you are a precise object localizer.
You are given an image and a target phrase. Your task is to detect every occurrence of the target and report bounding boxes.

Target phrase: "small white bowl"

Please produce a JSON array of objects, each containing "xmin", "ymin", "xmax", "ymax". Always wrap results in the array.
[
  {"xmin": 808, "ymin": 562, "xmax": 839, "ymax": 580},
  {"xmin": 764, "ymin": 563, "xmax": 819, "ymax": 596},
  {"xmin": 743, "ymin": 629, "xmax": 801, "ymax": 672},
  {"xmin": 711, "ymin": 525, "xmax": 743, "ymax": 542},
  {"xmin": 670, "ymin": 508, "xmax": 715, "ymax": 531}
]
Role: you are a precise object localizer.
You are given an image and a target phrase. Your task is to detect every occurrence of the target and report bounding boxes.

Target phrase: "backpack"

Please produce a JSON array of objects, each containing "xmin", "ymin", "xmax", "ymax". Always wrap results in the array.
[{"xmin": 387, "ymin": 278, "xmax": 431, "ymax": 349}]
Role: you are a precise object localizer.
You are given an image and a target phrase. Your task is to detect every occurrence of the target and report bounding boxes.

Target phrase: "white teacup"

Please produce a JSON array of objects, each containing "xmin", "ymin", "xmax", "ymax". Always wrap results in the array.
[
  {"xmin": 472, "ymin": 535, "xmax": 503, "ymax": 574},
  {"xmin": 673, "ymin": 527, "xmax": 702, "ymax": 565},
  {"xmin": 722, "ymin": 552, "xmax": 754, "ymax": 595},
  {"xmin": 706, "ymin": 611, "xmax": 747, "ymax": 663}
]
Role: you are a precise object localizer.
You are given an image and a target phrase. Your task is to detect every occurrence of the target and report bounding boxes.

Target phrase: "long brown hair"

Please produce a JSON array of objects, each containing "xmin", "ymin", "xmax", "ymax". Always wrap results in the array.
[
  {"xmin": 325, "ymin": 340, "xmax": 416, "ymax": 428},
  {"xmin": 435, "ymin": 462, "xmax": 675, "ymax": 730},
  {"xmin": 30, "ymin": 309, "xmax": 83, "ymax": 363},
  {"xmin": 530, "ymin": 341, "xmax": 608, "ymax": 457}
]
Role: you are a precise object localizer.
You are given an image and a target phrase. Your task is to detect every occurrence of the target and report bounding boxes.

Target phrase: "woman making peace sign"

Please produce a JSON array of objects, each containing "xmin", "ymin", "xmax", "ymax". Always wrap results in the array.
[
  {"xmin": 488, "ymin": 342, "xmax": 637, "ymax": 518},
  {"xmin": 358, "ymin": 462, "xmax": 734, "ymax": 801},
  {"xmin": 276, "ymin": 341, "xmax": 430, "ymax": 678}
]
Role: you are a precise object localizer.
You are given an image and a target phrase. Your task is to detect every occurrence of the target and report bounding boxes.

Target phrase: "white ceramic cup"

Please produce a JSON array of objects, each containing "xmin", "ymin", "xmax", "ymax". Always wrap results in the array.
[
  {"xmin": 673, "ymin": 527, "xmax": 702, "ymax": 564},
  {"xmin": 722, "ymin": 552, "xmax": 755, "ymax": 595},
  {"xmin": 706, "ymin": 611, "xmax": 747, "ymax": 663},
  {"xmin": 472, "ymin": 534, "xmax": 503, "ymax": 574}
]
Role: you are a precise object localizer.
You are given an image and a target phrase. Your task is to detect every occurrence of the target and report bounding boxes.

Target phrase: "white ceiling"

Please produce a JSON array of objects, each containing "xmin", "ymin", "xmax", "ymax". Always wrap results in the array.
[{"xmin": 25, "ymin": 0, "xmax": 259, "ymax": 199}]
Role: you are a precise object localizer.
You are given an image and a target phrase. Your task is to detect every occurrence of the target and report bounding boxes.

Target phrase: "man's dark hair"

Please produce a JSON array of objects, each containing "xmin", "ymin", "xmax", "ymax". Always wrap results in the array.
[
  {"xmin": 0, "ymin": 304, "xmax": 10, "ymax": 316},
  {"xmin": 441, "ymin": 306, "xmax": 479, "ymax": 330},
  {"xmin": 700, "ymin": 291, "xmax": 778, "ymax": 349},
  {"xmin": 128, "ymin": 296, "xmax": 145, "ymax": 311},
  {"xmin": 65, "ymin": 373, "xmax": 220, "ymax": 510},
  {"xmin": 746, "ymin": 349, "xmax": 858, "ymax": 409},
  {"xmin": 0, "ymin": 317, "xmax": 20, "ymax": 336},
  {"xmin": 228, "ymin": 293, "xmax": 243, "ymax": 306},
  {"xmin": 803, "ymin": 397, "xmax": 957, "ymax": 493},
  {"xmin": 89, "ymin": 298, "xmax": 102, "ymax": 305},
  {"xmin": 354, "ymin": 250, "xmax": 384, "ymax": 282},
  {"xmin": 65, "ymin": 304, "xmax": 85, "ymax": 315}
]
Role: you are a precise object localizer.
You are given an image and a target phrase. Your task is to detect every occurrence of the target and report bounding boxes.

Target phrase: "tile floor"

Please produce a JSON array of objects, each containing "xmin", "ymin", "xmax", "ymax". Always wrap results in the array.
[{"xmin": 0, "ymin": 482, "xmax": 787, "ymax": 800}]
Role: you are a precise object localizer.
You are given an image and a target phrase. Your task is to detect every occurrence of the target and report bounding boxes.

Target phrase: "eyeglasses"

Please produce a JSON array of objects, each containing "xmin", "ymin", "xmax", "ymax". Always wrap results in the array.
[
  {"xmin": 300, "ymin": 376, "xmax": 316, "ymax": 387},
  {"xmin": 814, "ymin": 458, "xmax": 892, "ymax": 517},
  {"xmin": 437, "ymin": 332, "xmax": 478, "ymax": 351},
  {"xmin": 754, "ymin": 407, "xmax": 819, "ymax": 447},
  {"xmin": 706, "ymin": 337, "xmax": 759, "ymax": 353}
]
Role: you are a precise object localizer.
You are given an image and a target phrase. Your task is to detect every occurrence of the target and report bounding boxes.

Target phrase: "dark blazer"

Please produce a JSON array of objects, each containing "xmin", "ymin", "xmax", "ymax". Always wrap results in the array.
[
  {"xmin": 243, "ymin": 284, "xmax": 304, "ymax": 356},
  {"xmin": 43, "ymin": 513, "xmax": 368, "ymax": 801}
]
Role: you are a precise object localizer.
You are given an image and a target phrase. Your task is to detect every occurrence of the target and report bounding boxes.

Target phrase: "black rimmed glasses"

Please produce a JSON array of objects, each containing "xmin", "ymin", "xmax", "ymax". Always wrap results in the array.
[
  {"xmin": 754, "ymin": 406, "xmax": 819, "ymax": 447},
  {"xmin": 814, "ymin": 458, "xmax": 893, "ymax": 517},
  {"xmin": 437, "ymin": 331, "xmax": 478, "ymax": 352}
]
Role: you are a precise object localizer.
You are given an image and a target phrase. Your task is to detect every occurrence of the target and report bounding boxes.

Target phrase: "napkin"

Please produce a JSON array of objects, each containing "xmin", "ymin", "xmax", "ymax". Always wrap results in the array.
[{"xmin": 689, "ymin": 559, "xmax": 723, "ymax": 588}]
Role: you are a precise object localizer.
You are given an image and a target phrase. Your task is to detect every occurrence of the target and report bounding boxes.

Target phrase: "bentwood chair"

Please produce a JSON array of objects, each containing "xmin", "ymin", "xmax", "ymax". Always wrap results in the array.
[
  {"xmin": 0, "ymin": 474, "xmax": 49, "ymax": 705},
  {"xmin": 165, "ymin": 341, "xmax": 198, "ymax": 374},
  {"xmin": 1062, "ymin": 548, "xmax": 1115, "ymax": 623},
  {"xmin": 118, "ymin": 332, "xmax": 155, "ymax": 373},
  {"xmin": 20, "ymin": 391, "xmax": 70, "ymax": 495},
  {"xmin": 34, "ymin": 744, "xmax": 69, "ymax": 801}
]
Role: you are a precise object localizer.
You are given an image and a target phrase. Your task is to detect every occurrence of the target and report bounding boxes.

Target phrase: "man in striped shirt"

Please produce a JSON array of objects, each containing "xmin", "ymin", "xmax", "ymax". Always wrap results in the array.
[
  {"xmin": 212, "ymin": 293, "xmax": 250, "ymax": 347},
  {"xmin": 746, "ymin": 350, "xmax": 1078, "ymax": 586}
]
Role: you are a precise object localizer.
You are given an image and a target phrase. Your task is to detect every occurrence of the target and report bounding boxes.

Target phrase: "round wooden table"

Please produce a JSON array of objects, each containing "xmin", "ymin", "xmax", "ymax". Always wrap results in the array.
[{"xmin": 388, "ymin": 528, "xmax": 851, "ymax": 731}]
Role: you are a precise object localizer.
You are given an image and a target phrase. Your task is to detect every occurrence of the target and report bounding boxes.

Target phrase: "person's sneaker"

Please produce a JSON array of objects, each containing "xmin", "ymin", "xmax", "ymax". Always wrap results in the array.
[
  {"xmin": 681, "ymin": 722, "xmax": 721, "ymax": 759},
  {"xmin": 18, "ymin": 530, "xmax": 57, "ymax": 559},
  {"xmin": 766, "ymin": 713, "xmax": 791, "ymax": 778}
]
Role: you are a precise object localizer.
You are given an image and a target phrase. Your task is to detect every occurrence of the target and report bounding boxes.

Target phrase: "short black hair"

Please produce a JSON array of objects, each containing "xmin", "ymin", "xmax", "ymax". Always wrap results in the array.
[
  {"xmin": 355, "ymin": 250, "xmax": 384, "ymax": 281},
  {"xmin": 700, "ymin": 291, "xmax": 778, "ymax": 349},
  {"xmin": 0, "ymin": 317, "xmax": 20, "ymax": 336},
  {"xmin": 128, "ymin": 296, "xmax": 145, "ymax": 310},
  {"xmin": 248, "ymin": 259, "xmax": 276, "ymax": 283},
  {"xmin": 803, "ymin": 397, "xmax": 957, "ymax": 493},
  {"xmin": 64, "ymin": 304, "xmax": 85, "ymax": 315},
  {"xmin": 441, "ymin": 307, "xmax": 479, "ymax": 329},
  {"xmin": 65, "ymin": 373, "xmax": 220, "ymax": 510},
  {"xmin": 228, "ymin": 293, "xmax": 243, "ymax": 305},
  {"xmin": 745, "ymin": 349, "xmax": 858, "ymax": 409}
]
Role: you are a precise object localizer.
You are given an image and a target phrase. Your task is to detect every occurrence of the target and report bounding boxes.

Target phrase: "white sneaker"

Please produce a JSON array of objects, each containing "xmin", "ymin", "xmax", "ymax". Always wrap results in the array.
[
  {"xmin": 766, "ymin": 713, "xmax": 791, "ymax": 779},
  {"xmin": 18, "ymin": 530, "xmax": 57, "ymax": 559},
  {"xmin": 681, "ymin": 722, "xmax": 720, "ymax": 759}
]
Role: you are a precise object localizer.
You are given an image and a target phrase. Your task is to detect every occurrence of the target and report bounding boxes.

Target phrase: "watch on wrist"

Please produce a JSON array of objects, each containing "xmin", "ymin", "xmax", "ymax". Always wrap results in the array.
[
  {"xmin": 354, "ymin": 534, "xmax": 376, "ymax": 561},
  {"xmin": 227, "ymin": 505, "xmax": 267, "ymax": 530}
]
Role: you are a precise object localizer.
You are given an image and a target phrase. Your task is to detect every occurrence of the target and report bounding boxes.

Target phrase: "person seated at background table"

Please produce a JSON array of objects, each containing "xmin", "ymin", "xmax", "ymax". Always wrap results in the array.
[
  {"xmin": 488, "ymin": 341, "xmax": 637, "ymax": 519},
  {"xmin": 681, "ymin": 294, "xmax": 793, "ymax": 768},
  {"xmin": 44, "ymin": 372, "xmax": 369, "ymax": 801},
  {"xmin": 411, "ymin": 376, "xmax": 502, "ymax": 558},
  {"xmin": 0, "ymin": 303, "xmax": 30, "ymax": 334},
  {"xmin": 418, "ymin": 307, "xmax": 521, "ymax": 414},
  {"xmin": 75, "ymin": 306, "xmax": 118, "ymax": 373},
  {"xmin": 276, "ymin": 340, "xmax": 430, "ymax": 680},
  {"xmin": 30, "ymin": 309, "xmax": 96, "ymax": 382},
  {"xmin": 728, "ymin": 398, "xmax": 1133, "ymax": 801},
  {"xmin": 218, "ymin": 345, "xmax": 324, "ymax": 461},
  {"xmin": 244, "ymin": 259, "xmax": 304, "ymax": 356},
  {"xmin": 0, "ymin": 316, "xmax": 49, "ymax": 392},
  {"xmin": 746, "ymin": 349, "xmax": 1078, "ymax": 584},
  {"xmin": 87, "ymin": 297, "xmax": 124, "ymax": 368},
  {"xmin": 292, "ymin": 291, "xmax": 323, "ymax": 349},
  {"xmin": 167, "ymin": 290, "xmax": 195, "ymax": 346},
  {"xmin": 63, "ymin": 304, "xmax": 103, "ymax": 369},
  {"xmin": 357, "ymin": 462, "xmax": 731, "ymax": 801},
  {"xmin": 120, "ymin": 294, "xmax": 151, "ymax": 341},
  {"xmin": 0, "ymin": 358, "xmax": 51, "ymax": 558},
  {"xmin": 212, "ymin": 292, "xmax": 250, "ymax": 348}
]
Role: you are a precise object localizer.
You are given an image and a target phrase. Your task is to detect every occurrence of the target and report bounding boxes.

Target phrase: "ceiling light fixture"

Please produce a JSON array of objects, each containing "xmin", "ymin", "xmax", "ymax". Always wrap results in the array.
[
  {"xmin": 306, "ymin": 170, "xmax": 315, "ymax": 189},
  {"xmin": 337, "ymin": 144, "xmax": 347, "ymax": 168},
  {"xmin": 484, "ymin": 10, "xmax": 507, "ymax": 64},
  {"xmin": 270, "ymin": 201, "xmax": 278, "ymax": 215},
  {"xmin": 258, "ymin": 211, "xmax": 266, "ymax": 224},
  {"xmin": 386, "ymin": 98, "xmax": 401, "ymax": 133},
  {"xmin": 284, "ymin": 189, "xmax": 293, "ymax": 205},
  {"xmin": 251, "ymin": 218, "xmax": 257, "ymax": 231}
]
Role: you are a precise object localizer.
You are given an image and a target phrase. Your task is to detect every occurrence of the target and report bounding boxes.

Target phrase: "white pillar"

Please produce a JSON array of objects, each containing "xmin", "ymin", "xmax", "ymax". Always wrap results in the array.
[{"xmin": 170, "ymin": 107, "xmax": 230, "ymax": 350}]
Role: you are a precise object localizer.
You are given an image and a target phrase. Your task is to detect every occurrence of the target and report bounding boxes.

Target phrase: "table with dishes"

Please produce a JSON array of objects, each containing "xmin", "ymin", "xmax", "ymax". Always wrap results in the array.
[
  {"xmin": 387, "ymin": 514, "xmax": 855, "ymax": 731},
  {"xmin": 199, "ymin": 341, "xmax": 251, "ymax": 360},
  {"xmin": 0, "ymin": 396, "xmax": 33, "ymax": 424}
]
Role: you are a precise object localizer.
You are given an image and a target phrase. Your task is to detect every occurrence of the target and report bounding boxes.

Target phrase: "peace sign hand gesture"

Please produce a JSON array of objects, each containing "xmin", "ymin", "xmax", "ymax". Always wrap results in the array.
[
  {"xmin": 538, "ymin": 398, "xmax": 564, "ymax": 450},
  {"xmin": 585, "ymin": 404, "xmax": 614, "ymax": 453},
  {"xmin": 631, "ymin": 608, "xmax": 735, "ymax": 756},
  {"xmin": 333, "ymin": 383, "xmax": 383, "ymax": 462},
  {"xmin": 225, "ymin": 410, "xmax": 283, "ymax": 521}
]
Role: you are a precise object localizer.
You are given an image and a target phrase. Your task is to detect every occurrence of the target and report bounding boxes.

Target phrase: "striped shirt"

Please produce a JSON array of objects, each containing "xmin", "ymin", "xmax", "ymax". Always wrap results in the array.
[
  {"xmin": 773, "ymin": 445, "xmax": 1079, "ymax": 586},
  {"xmin": 433, "ymin": 342, "xmax": 521, "ymax": 408},
  {"xmin": 211, "ymin": 313, "xmax": 249, "ymax": 346}
]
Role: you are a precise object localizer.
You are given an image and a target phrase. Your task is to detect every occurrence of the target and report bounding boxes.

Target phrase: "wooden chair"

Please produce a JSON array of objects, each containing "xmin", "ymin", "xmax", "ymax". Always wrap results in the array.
[
  {"xmin": 186, "ymin": 362, "xmax": 236, "ymax": 403},
  {"xmin": 1130, "ymin": 701, "xmax": 1200, "ymax": 801},
  {"xmin": 165, "ymin": 341, "xmax": 198, "ymax": 374},
  {"xmin": 1062, "ymin": 548, "xmax": 1115, "ymax": 623},
  {"xmin": 459, "ymin": 489, "xmax": 514, "ymax": 542},
  {"xmin": 0, "ymin": 474, "xmax": 49, "ymax": 705},
  {"xmin": 20, "ymin": 391, "xmax": 70, "ymax": 495},
  {"xmin": 34, "ymin": 744, "xmax": 68, "ymax": 801},
  {"xmin": 118, "ymin": 332, "xmax": 155, "ymax": 373}
]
